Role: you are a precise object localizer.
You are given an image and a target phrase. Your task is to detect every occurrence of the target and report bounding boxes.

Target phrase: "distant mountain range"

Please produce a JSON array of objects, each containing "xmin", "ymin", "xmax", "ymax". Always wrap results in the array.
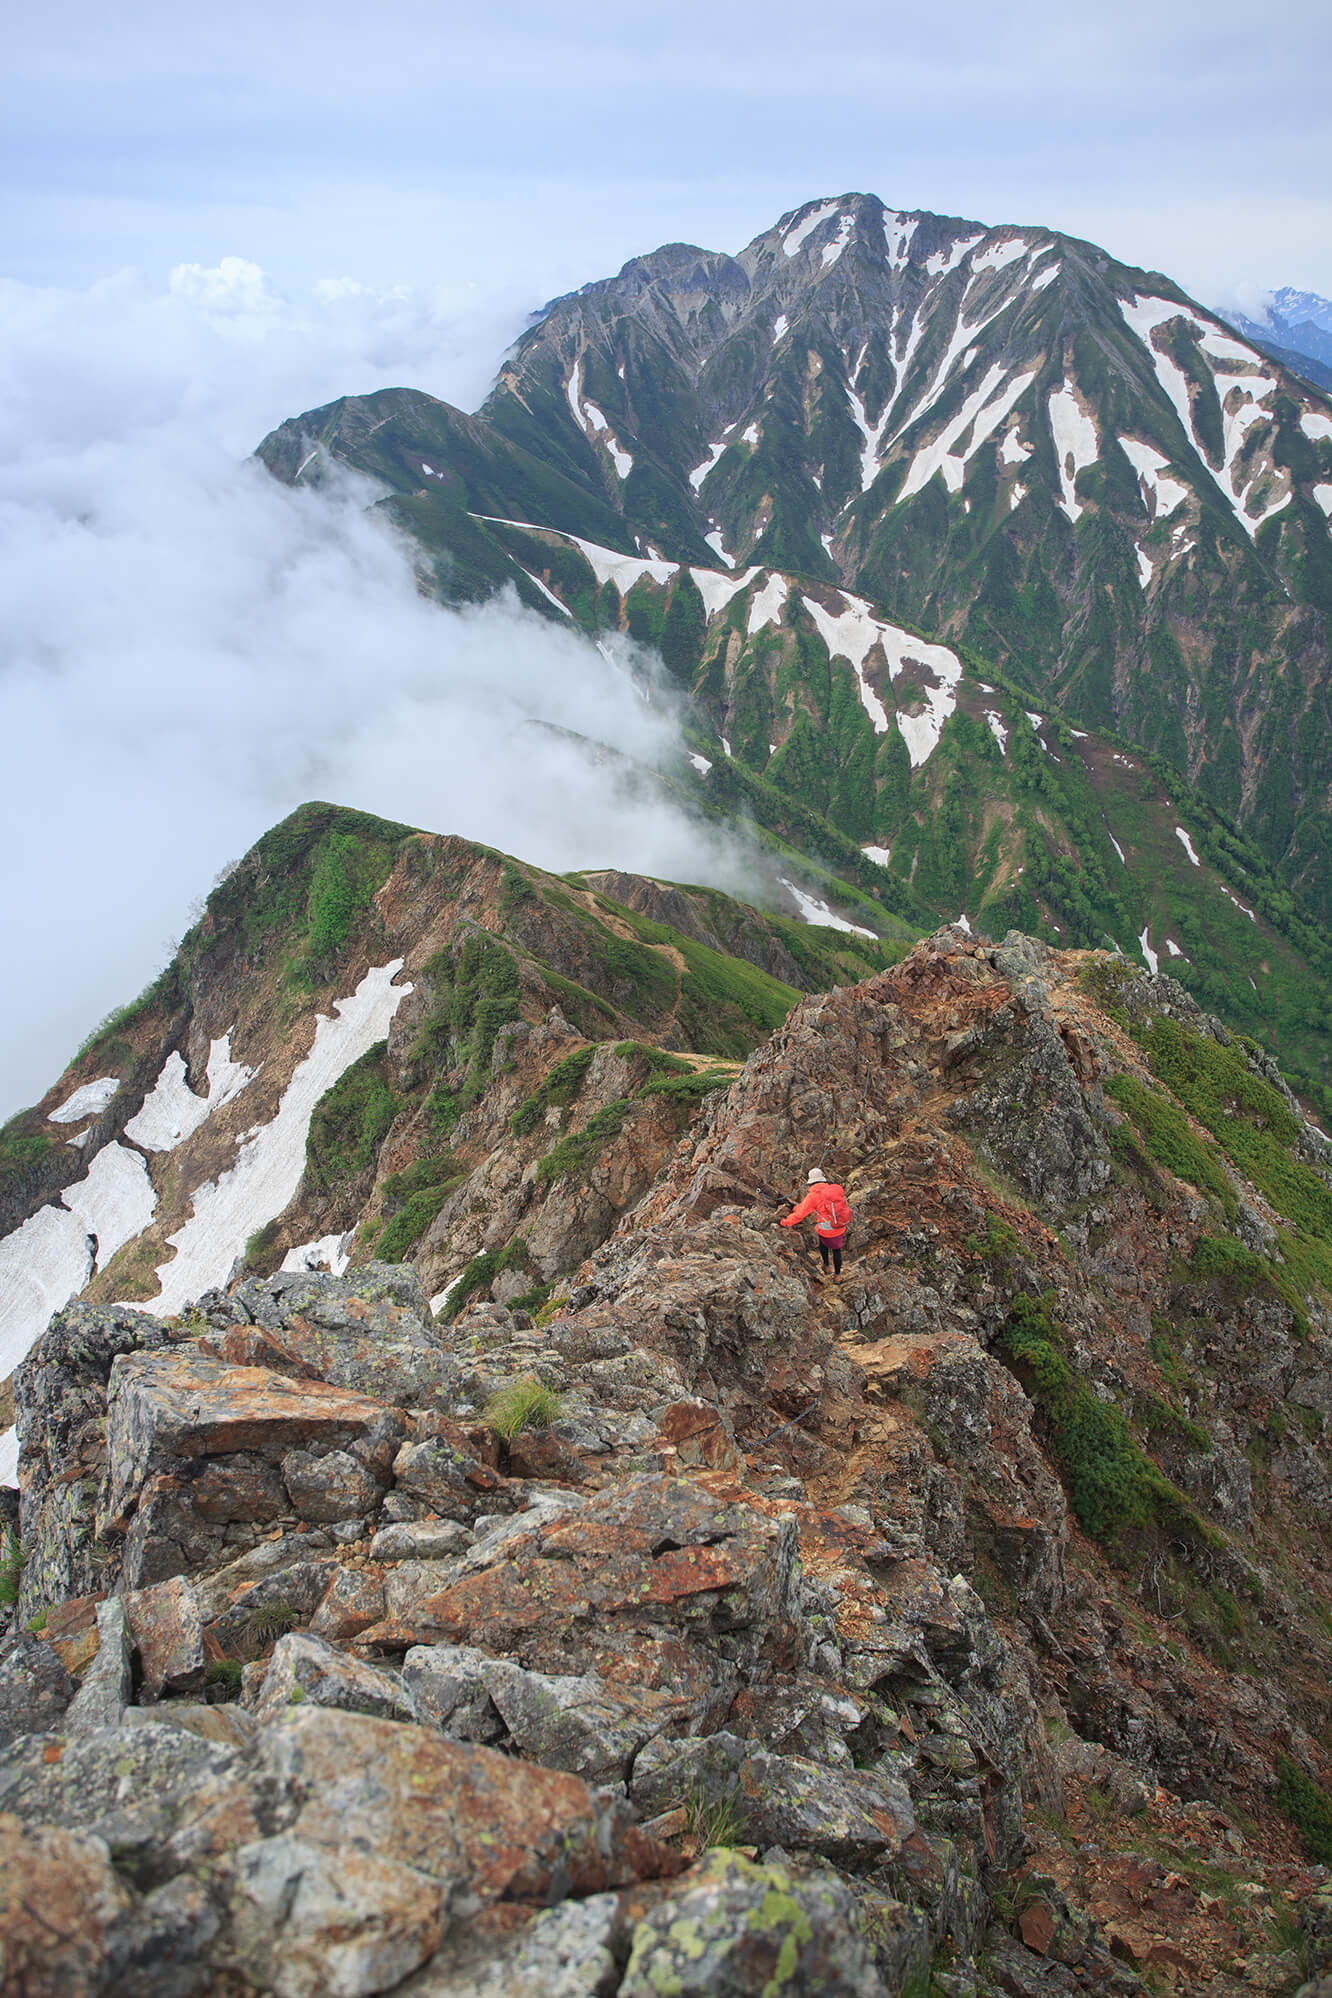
[{"xmin": 1226, "ymin": 286, "xmax": 1332, "ymax": 392}]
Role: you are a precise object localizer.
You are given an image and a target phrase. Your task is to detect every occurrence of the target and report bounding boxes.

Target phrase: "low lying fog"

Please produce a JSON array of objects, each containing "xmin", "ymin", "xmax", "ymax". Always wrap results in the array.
[{"xmin": 0, "ymin": 260, "xmax": 747, "ymax": 1119}]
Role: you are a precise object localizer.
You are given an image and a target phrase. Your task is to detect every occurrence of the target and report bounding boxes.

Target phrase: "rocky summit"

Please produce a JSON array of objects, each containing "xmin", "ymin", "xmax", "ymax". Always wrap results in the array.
[{"xmin": 3, "ymin": 829, "xmax": 1332, "ymax": 1994}]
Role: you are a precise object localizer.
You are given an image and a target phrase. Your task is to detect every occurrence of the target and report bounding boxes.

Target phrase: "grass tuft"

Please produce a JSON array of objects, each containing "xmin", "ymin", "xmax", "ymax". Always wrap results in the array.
[
  {"xmin": 483, "ymin": 1375, "xmax": 563, "ymax": 1441},
  {"xmin": 684, "ymin": 1785, "xmax": 744, "ymax": 1850}
]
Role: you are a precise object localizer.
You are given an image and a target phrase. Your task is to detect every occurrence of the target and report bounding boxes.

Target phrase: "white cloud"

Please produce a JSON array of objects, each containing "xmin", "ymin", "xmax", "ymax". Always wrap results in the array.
[{"xmin": 0, "ymin": 265, "xmax": 747, "ymax": 1119}]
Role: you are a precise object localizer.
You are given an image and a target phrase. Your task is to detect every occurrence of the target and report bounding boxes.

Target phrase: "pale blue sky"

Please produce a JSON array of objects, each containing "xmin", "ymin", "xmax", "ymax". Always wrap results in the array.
[{"xmin": 6, "ymin": 0, "xmax": 1331, "ymax": 315}]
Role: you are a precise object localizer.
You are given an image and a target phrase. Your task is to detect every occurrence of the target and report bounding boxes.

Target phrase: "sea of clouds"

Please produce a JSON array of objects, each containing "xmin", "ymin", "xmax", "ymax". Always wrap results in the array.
[{"xmin": 0, "ymin": 259, "xmax": 745, "ymax": 1119}]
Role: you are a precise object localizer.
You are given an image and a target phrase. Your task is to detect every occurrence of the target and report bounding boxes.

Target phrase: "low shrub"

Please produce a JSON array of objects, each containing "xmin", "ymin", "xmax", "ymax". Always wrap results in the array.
[
  {"xmin": 997, "ymin": 1292, "xmax": 1205, "ymax": 1547},
  {"xmin": 536, "ymin": 1099, "xmax": 632, "ymax": 1185},
  {"xmin": 441, "ymin": 1237, "xmax": 529, "ymax": 1321},
  {"xmin": 375, "ymin": 1151, "xmax": 467, "ymax": 1262},
  {"xmin": 1276, "ymin": 1754, "xmax": 1332, "ymax": 1864},
  {"xmin": 510, "ymin": 1045, "xmax": 596, "ymax": 1135},
  {"xmin": 305, "ymin": 1043, "xmax": 400, "ymax": 1193},
  {"xmin": 0, "ymin": 1533, "xmax": 21, "ymax": 1607},
  {"xmin": 1104, "ymin": 1073, "xmax": 1232, "ymax": 1211}
]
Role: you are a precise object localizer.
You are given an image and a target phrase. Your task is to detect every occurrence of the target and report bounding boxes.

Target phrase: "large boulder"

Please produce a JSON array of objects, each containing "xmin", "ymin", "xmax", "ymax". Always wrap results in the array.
[
  {"xmin": 199, "ymin": 1263, "xmax": 460, "ymax": 1409},
  {"xmin": 618, "ymin": 1848, "xmax": 888, "ymax": 1997},
  {"xmin": 358, "ymin": 1475, "xmax": 801, "ymax": 1715},
  {"xmin": 0, "ymin": 1632, "xmax": 74, "ymax": 1748},
  {"xmin": 251, "ymin": 1631, "xmax": 417, "ymax": 1725},
  {"xmin": 13, "ymin": 1303, "xmax": 172, "ymax": 1618},
  {"xmin": 103, "ymin": 1349, "xmax": 399, "ymax": 1587}
]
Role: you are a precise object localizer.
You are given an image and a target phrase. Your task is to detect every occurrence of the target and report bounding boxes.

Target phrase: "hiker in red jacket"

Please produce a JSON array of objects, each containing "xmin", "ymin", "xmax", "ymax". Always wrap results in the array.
[{"xmin": 781, "ymin": 1167, "xmax": 851, "ymax": 1277}]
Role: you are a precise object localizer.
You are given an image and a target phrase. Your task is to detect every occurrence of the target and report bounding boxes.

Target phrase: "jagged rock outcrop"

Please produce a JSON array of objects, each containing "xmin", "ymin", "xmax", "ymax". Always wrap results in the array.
[{"xmin": 3, "ymin": 927, "xmax": 1332, "ymax": 1994}]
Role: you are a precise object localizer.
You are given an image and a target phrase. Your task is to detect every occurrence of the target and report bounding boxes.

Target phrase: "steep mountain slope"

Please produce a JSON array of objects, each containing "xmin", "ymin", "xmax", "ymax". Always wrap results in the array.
[
  {"xmin": 415, "ymin": 523, "xmax": 1332, "ymax": 1115},
  {"xmin": 0, "ymin": 802, "xmax": 901, "ymax": 1473},
  {"xmin": 5, "ymin": 903, "xmax": 1332, "ymax": 1993},
  {"xmin": 259, "ymin": 193, "xmax": 1332, "ymax": 916}
]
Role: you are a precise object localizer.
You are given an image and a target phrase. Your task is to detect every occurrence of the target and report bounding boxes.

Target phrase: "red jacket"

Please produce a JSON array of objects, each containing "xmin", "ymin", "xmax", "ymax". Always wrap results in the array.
[{"xmin": 781, "ymin": 1182, "xmax": 850, "ymax": 1239}]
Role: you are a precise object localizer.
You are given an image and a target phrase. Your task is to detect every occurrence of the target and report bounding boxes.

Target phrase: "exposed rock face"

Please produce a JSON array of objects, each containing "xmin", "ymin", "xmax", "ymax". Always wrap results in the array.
[{"xmin": 3, "ymin": 928, "xmax": 1332, "ymax": 1994}]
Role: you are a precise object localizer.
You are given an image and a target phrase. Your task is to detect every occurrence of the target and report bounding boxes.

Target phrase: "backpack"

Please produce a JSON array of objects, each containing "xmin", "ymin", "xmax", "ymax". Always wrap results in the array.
[{"xmin": 823, "ymin": 1184, "xmax": 852, "ymax": 1231}]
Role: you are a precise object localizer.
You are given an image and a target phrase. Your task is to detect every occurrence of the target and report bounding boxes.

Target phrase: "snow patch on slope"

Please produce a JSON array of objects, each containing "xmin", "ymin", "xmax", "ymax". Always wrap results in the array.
[
  {"xmin": 883, "ymin": 214, "xmax": 917, "ymax": 269},
  {"xmin": 926, "ymin": 234, "xmax": 983, "ymax": 277},
  {"xmin": 1139, "ymin": 928, "xmax": 1159, "ymax": 975},
  {"xmin": 141, "ymin": 961, "xmax": 412, "ymax": 1315},
  {"xmin": 124, "ymin": 1036, "xmax": 255, "ymax": 1151},
  {"xmin": 783, "ymin": 200, "xmax": 841, "ymax": 258},
  {"xmin": 846, "ymin": 385, "xmax": 891, "ymax": 492},
  {"xmin": 1175, "ymin": 827, "xmax": 1201, "ymax": 867},
  {"xmin": 779, "ymin": 878, "xmax": 877, "ymax": 937},
  {"xmin": 0, "ymin": 1141, "xmax": 158, "ymax": 1383},
  {"xmin": 281, "ymin": 1233, "xmax": 351, "ymax": 1276},
  {"xmin": 746, "ymin": 573, "xmax": 788, "ymax": 636},
  {"xmin": 898, "ymin": 366, "xmax": 1038, "ymax": 500},
  {"xmin": 688, "ymin": 441, "xmax": 727, "ymax": 492},
  {"xmin": 565, "ymin": 359, "xmax": 633, "ymax": 477},
  {"xmin": 971, "ymin": 238, "xmax": 1028, "ymax": 274},
  {"xmin": 1119, "ymin": 296, "xmax": 1291, "ymax": 537},
  {"xmin": 1048, "ymin": 380, "xmax": 1099, "ymax": 523},
  {"xmin": 802, "ymin": 595, "xmax": 892, "ymax": 733},
  {"xmin": 690, "ymin": 566, "xmax": 758, "ymax": 617},
  {"xmin": 1119, "ymin": 437, "xmax": 1189, "ymax": 519},
  {"xmin": 822, "ymin": 213, "xmax": 855, "ymax": 267},
  {"xmin": 520, "ymin": 570, "xmax": 575, "ymax": 617},
  {"xmin": 49, "ymin": 1077, "xmax": 119, "ymax": 1124},
  {"xmin": 1303, "ymin": 412, "xmax": 1332, "ymax": 443}
]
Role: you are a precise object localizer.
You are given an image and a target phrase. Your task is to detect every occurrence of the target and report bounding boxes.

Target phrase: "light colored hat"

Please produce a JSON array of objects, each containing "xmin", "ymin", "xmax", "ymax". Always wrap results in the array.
[{"xmin": 806, "ymin": 1167, "xmax": 827, "ymax": 1184}]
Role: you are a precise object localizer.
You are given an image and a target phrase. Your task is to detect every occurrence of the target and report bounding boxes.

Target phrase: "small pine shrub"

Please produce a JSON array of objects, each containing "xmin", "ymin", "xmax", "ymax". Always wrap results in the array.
[
  {"xmin": 510, "ymin": 1046, "xmax": 596, "ymax": 1135},
  {"xmin": 441, "ymin": 1237, "xmax": 529, "ymax": 1321},
  {"xmin": 483, "ymin": 1375, "xmax": 563, "ymax": 1442},
  {"xmin": 998, "ymin": 1292, "xmax": 1204, "ymax": 1547},
  {"xmin": 1276, "ymin": 1754, "xmax": 1332, "ymax": 1864},
  {"xmin": 243, "ymin": 1220, "xmax": 282, "ymax": 1274}
]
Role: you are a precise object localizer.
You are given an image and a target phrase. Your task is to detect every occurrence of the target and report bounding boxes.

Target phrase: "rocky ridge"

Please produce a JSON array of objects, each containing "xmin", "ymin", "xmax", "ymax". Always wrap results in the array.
[{"xmin": 5, "ymin": 917, "xmax": 1332, "ymax": 1995}]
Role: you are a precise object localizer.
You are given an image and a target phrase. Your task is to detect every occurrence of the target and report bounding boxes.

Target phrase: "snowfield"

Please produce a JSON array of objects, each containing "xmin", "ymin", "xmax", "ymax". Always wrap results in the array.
[
  {"xmin": 1119, "ymin": 438, "xmax": 1189, "ymax": 519},
  {"xmin": 1048, "ymin": 380, "xmax": 1099, "ymax": 523},
  {"xmin": 49, "ymin": 1076, "xmax": 119, "ymax": 1124},
  {"xmin": 0, "ymin": 1141, "xmax": 157, "ymax": 1388},
  {"xmin": 135, "ymin": 961, "xmax": 413, "ymax": 1317},
  {"xmin": 125, "ymin": 1035, "xmax": 254, "ymax": 1151},
  {"xmin": 778, "ymin": 877, "xmax": 877, "ymax": 937}
]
